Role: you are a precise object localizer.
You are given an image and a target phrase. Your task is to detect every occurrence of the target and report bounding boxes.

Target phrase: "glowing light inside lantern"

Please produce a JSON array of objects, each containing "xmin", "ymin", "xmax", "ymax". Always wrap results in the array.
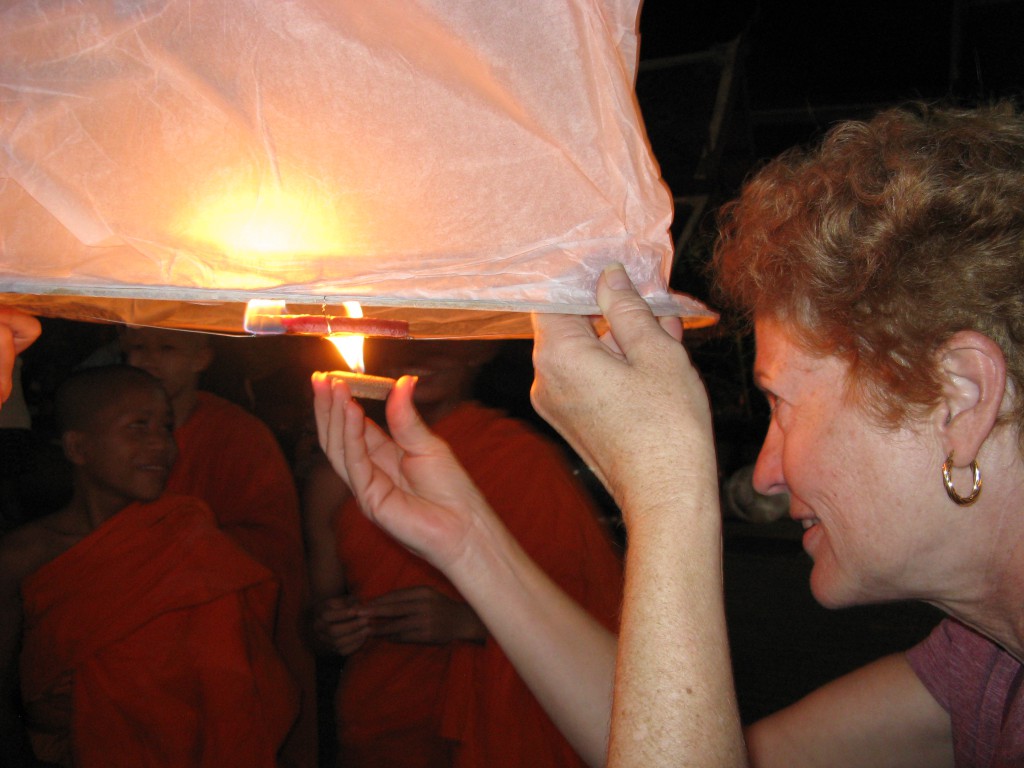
[
  {"xmin": 180, "ymin": 177, "xmax": 348, "ymax": 258},
  {"xmin": 327, "ymin": 302, "xmax": 367, "ymax": 373}
]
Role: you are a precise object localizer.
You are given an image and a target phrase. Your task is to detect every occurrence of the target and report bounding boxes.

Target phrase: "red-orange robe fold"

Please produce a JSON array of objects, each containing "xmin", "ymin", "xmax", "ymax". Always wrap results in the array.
[
  {"xmin": 169, "ymin": 391, "xmax": 317, "ymax": 768},
  {"xmin": 336, "ymin": 402, "xmax": 623, "ymax": 768},
  {"xmin": 19, "ymin": 494, "xmax": 299, "ymax": 768}
]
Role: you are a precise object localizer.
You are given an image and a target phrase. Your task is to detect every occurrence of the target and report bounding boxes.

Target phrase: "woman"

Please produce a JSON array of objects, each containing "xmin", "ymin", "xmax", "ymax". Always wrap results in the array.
[{"xmin": 312, "ymin": 102, "xmax": 1024, "ymax": 767}]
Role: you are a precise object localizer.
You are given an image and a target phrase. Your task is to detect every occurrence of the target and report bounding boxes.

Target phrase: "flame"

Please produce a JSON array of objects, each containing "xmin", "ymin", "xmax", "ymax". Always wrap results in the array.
[
  {"xmin": 242, "ymin": 298, "xmax": 286, "ymax": 333},
  {"xmin": 327, "ymin": 302, "xmax": 366, "ymax": 373}
]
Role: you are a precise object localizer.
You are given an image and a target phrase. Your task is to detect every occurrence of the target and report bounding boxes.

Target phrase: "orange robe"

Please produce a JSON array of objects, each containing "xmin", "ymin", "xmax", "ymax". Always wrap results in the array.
[
  {"xmin": 169, "ymin": 391, "xmax": 316, "ymax": 768},
  {"xmin": 19, "ymin": 495, "xmax": 298, "ymax": 768},
  {"xmin": 336, "ymin": 402, "xmax": 623, "ymax": 768}
]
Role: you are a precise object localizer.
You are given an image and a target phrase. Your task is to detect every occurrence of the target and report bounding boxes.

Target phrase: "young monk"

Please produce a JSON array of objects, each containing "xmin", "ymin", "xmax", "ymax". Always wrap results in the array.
[
  {"xmin": 0, "ymin": 364, "xmax": 298, "ymax": 768},
  {"xmin": 121, "ymin": 326, "xmax": 317, "ymax": 768}
]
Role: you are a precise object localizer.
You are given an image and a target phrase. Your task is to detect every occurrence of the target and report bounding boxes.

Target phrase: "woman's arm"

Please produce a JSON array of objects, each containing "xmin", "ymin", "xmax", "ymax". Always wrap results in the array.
[
  {"xmin": 311, "ymin": 374, "xmax": 618, "ymax": 766},
  {"xmin": 531, "ymin": 264, "xmax": 746, "ymax": 768},
  {"xmin": 745, "ymin": 653, "xmax": 953, "ymax": 768}
]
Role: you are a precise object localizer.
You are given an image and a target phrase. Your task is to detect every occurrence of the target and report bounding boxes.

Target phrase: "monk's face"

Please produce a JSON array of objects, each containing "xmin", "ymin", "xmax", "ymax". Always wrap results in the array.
[
  {"xmin": 364, "ymin": 339, "xmax": 498, "ymax": 414},
  {"xmin": 67, "ymin": 384, "xmax": 178, "ymax": 507},
  {"xmin": 121, "ymin": 327, "xmax": 213, "ymax": 401}
]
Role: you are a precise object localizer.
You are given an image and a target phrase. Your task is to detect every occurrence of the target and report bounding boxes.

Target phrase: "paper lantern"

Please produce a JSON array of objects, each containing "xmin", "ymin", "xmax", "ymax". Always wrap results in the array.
[{"xmin": 0, "ymin": 0, "xmax": 715, "ymax": 338}]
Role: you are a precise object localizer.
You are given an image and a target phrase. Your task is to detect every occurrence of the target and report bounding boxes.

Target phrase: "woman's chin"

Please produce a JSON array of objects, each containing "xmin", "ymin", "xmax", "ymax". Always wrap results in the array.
[{"xmin": 808, "ymin": 563, "xmax": 859, "ymax": 610}]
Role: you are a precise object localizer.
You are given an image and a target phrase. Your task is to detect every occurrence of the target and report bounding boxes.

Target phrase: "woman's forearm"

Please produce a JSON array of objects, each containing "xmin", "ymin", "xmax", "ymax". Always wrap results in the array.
[
  {"xmin": 609, "ymin": 472, "xmax": 746, "ymax": 768},
  {"xmin": 447, "ymin": 510, "xmax": 617, "ymax": 768}
]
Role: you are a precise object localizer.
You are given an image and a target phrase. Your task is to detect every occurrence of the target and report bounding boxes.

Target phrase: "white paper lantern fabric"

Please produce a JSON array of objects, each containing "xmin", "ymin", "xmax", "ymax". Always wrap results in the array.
[{"xmin": 0, "ymin": 0, "xmax": 715, "ymax": 337}]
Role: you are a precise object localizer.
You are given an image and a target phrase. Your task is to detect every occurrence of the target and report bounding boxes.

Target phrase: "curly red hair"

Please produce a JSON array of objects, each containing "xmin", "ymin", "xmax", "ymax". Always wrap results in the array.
[{"xmin": 712, "ymin": 102, "xmax": 1024, "ymax": 437}]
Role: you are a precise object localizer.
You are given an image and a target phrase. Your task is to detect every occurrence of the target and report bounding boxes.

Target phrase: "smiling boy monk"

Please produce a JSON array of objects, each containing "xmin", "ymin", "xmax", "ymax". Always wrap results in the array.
[
  {"xmin": 121, "ymin": 326, "xmax": 316, "ymax": 768},
  {"xmin": 0, "ymin": 365, "xmax": 298, "ymax": 768}
]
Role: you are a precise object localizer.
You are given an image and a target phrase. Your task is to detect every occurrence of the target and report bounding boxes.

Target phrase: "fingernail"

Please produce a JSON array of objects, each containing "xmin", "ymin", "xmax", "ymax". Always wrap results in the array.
[{"xmin": 602, "ymin": 262, "xmax": 630, "ymax": 290}]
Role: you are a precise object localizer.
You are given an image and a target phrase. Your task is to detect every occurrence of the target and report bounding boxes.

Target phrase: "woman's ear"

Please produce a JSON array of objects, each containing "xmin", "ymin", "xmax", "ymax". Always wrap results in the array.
[{"xmin": 934, "ymin": 330, "xmax": 1007, "ymax": 464}]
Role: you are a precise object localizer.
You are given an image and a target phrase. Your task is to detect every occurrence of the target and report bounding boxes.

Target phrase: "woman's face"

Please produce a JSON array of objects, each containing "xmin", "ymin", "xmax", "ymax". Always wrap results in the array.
[{"xmin": 750, "ymin": 317, "xmax": 951, "ymax": 608}]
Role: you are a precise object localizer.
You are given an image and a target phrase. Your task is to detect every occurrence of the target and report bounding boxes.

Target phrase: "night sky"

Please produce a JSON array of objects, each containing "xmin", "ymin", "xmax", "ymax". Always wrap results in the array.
[{"xmin": 637, "ymin": 0, "xmax": 1024, "ymax": 157}]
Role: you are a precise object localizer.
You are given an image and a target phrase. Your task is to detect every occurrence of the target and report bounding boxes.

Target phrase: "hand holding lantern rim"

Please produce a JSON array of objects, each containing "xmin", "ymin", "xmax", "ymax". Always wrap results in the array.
[
  {"xmin": 0, "ymin": 308, "xmax": 41, "ymax": 408},
  {"xmin": 529, "ymin": 263, "xmax": 716, "ymax": 517},
  {"xmin": 533, "ymin": 263, "xmax": 743, "ymax": 766}
]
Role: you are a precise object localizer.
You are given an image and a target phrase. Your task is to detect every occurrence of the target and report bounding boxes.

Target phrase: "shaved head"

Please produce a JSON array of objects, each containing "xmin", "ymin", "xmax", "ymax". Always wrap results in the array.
[
  {"xmin": 54, "ymin": 365, "xmax": 166, "ymax": 436},
  {"xmin": 120, "ymin": 325, "xmax": 212, "ymax": 353}
]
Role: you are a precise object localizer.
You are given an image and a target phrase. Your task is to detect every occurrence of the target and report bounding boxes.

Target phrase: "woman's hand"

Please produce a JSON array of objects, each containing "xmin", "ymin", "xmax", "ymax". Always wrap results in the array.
[
  {"xmin": 310, "ymin": 373, "xmax": 495, "ymax": 573},
  {"xmin": 0, "ymin": 309, "xmax": 40, "ymax": 406},
  {"xmin": 531, "ymin": 263, "xmax": 715, "ymax": 518}
]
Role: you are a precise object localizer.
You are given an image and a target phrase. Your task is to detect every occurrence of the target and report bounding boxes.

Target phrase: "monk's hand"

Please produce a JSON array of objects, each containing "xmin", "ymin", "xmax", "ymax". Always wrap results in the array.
[
  {"xmin": 312, "ymin": 373, "xmax": 495, "ymax": 573},
  {"xmin": 313, "ymin": 597, "xmax": 371, "ymax": 656},
  {"xmin": 531, "ymin": 263, "xmax": 715, "ymax": 520},
  {"xmin": 367, "ymin": 586, "xmax": 486, "ymax": 645},
  {"xmin": 0, "ymin": 308, "xmax": 40, "ymax": 407}
]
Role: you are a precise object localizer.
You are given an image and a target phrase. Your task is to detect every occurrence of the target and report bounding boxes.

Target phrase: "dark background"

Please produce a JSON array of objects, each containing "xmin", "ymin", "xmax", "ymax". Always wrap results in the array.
[{"xmin": 638, "ymin": 0, "xmax": 1024, "ymax": 157}]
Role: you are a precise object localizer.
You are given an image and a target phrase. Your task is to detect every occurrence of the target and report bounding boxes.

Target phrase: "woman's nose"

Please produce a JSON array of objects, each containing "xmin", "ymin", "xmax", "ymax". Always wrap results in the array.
[{"xmin": 751, "ymin": 420, "xmax": 785, "ymax": 496}]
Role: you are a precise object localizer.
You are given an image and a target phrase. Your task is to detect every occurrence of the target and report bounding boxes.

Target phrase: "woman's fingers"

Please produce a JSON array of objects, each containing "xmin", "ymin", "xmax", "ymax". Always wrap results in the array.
[{"xmin": 594, "ymin": 263, "xmax": 672, "ymax": 359}]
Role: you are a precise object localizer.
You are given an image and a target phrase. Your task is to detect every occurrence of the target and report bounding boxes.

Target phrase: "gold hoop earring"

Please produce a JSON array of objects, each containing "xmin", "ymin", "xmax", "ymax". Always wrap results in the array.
[{"xmin": 941, "ymin": 452, "xmax": 982, "ymax": 506}]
